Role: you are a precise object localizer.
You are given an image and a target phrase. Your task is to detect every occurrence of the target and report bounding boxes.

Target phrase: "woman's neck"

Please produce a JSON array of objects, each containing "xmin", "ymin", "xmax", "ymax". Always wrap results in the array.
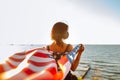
[{"xmin": 52, "ymin": 40, "xmax": 65, "ymax": 47}]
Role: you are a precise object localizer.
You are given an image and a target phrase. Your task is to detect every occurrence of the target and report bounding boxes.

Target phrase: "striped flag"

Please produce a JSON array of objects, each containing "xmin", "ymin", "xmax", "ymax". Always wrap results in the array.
[
  {"xmin": 0, "ymin": 52, "xmax": 26, "ymax": 73},
  {"xmin": 8, "ymin": 50, "xmax": 57, "ymax": 80},
  {"xmin": 0, "ymin": 44, "xmax": 81, "ymax": 80},
  {"xmin": 58, "ymin": 44, "xmax": 81, "ymax": 79},
  {"xmin": 26, "ymin": 44, "xmax": 81, "ymax": 80}
]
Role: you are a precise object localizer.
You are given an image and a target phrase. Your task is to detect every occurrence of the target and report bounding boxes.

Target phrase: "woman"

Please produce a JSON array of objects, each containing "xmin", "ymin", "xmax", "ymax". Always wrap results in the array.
[
  {"xmin": 0, "ymin": 22, "xmax": 84, "ymax": 80},
  {"xmin": 46, "ymin": 22, "xmax": 84, "ymax": 80}
]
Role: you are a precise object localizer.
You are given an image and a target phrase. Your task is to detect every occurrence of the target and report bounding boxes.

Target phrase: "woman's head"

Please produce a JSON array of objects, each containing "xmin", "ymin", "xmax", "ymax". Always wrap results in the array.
[{"xmin": 51, "ymin": 22, "xmax": 69, "ymax": 42}]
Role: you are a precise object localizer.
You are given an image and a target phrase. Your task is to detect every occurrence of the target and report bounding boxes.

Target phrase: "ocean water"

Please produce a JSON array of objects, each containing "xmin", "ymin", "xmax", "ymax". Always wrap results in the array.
[
  {"xmin": 0, "ymin": 44, "xmax": 120, "ymax": 80},
  {"xmin": 81, "ymin": 45, "xmax": 120, "ymax": 80}
]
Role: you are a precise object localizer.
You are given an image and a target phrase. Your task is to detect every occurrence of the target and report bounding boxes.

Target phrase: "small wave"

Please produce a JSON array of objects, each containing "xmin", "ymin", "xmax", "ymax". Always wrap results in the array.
[
  {"xmin": 102, "ymin": 70, "xmax": 120, "ymax": 75},
  {"xmin": 92, "ymin": 60, "xmax": 119, "ymax": 65}
]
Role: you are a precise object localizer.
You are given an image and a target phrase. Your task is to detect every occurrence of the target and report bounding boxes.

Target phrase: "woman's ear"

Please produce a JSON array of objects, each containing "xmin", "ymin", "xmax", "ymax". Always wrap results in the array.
[{"xmin": 63, "ymin": 32, "xmax": 69, "ymax": 39}]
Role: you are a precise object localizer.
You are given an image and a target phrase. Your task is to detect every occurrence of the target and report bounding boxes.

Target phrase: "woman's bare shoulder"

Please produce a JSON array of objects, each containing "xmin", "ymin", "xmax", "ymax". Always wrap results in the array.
[{"xmin": 67, "ymin": 44, "xmax": 73, "ymax": 52}]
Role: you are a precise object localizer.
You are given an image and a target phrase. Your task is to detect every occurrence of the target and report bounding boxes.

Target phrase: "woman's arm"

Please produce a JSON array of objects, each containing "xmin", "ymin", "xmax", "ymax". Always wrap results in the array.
[{"xmin": 71, "ymin": 44, "xmax": 84, "ymax": 71}]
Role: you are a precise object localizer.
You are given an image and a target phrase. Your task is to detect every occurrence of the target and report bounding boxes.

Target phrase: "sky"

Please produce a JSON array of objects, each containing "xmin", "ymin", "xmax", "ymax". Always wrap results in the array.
[{"xmin": 0, "ymin": 0, "xmax": 120, "ymax": 45}]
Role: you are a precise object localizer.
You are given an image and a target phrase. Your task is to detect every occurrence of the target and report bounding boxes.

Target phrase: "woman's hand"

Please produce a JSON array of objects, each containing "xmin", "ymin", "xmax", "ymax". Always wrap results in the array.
[
  {"xmin": 78, "ymin": 44, "xmax": 84, "ymax": 54},
  {"xmin": 71, "ymin": 44, "xmax": 84, "ymax": 71}
]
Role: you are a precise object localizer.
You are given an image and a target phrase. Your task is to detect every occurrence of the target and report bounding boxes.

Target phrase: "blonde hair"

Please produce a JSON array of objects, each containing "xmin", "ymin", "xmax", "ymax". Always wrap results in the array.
[{"xmin": 51, "ymin": 22, "xmax": 69, "ymax": 46}]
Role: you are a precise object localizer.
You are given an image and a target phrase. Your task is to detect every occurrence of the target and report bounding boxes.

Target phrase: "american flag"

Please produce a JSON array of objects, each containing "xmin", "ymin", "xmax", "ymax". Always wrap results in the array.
[
  {"xmin": 0, "ymin": 52, "xmax": 26, "ymax": 73},
  {"xmin": 27, "ymin": 44, "xmax": 81, "ymax": 80},
  {"xmin": 0, "ymin": 44, "xmax": 80, "ymax": 80}
]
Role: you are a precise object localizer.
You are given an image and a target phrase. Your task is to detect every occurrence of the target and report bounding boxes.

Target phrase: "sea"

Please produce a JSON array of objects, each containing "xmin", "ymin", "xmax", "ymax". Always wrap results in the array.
[{"xmin": 0, "ymin": 44, "xmax": 120, "ymax": 80}]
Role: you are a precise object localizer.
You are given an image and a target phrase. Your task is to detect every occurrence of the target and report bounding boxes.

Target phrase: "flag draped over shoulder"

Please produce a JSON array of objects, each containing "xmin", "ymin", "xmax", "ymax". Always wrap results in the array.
[{"xmin": 0, "ymin": 44, "xmax": 80, "ymax": 80}]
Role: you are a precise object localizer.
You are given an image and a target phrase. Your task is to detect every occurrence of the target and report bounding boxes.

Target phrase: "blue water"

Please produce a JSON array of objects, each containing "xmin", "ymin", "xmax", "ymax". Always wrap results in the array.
[
  {"xmin": 0, "ymin": 44, "xmax": 120, "ymax": 80},
  {"xmin": 81, "ymin": 45, "xmax": 120, "ymax": 80}
]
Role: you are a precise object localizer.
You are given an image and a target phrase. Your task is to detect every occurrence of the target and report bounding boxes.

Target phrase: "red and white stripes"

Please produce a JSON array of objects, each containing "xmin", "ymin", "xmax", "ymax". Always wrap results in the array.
[
  {"xmin": 0, "ymin": 44, "xmax": 81, "ymax": 80},
  {"xmin": 8, "ymin": 50, "xmax": 57, "ymax": 80},
  {"xmin": 27, "ymin": 50, "xmax": 57, "ymax": 73},
  {"xmin": 0, "ymin": 52, "xmax": 26, "ymax": 73}
]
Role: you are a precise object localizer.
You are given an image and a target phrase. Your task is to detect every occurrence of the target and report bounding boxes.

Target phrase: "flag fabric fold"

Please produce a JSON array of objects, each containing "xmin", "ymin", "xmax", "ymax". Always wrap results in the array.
[{"xmin": 0, "ymin": 44, "xmax": 81, "ymax": 80}]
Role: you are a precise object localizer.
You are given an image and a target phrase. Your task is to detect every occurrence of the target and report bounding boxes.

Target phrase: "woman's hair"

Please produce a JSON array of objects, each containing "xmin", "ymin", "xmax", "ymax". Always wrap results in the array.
[{"xmin": 51, "ymin": 22, "xmax": 69, "ymax": 46}]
